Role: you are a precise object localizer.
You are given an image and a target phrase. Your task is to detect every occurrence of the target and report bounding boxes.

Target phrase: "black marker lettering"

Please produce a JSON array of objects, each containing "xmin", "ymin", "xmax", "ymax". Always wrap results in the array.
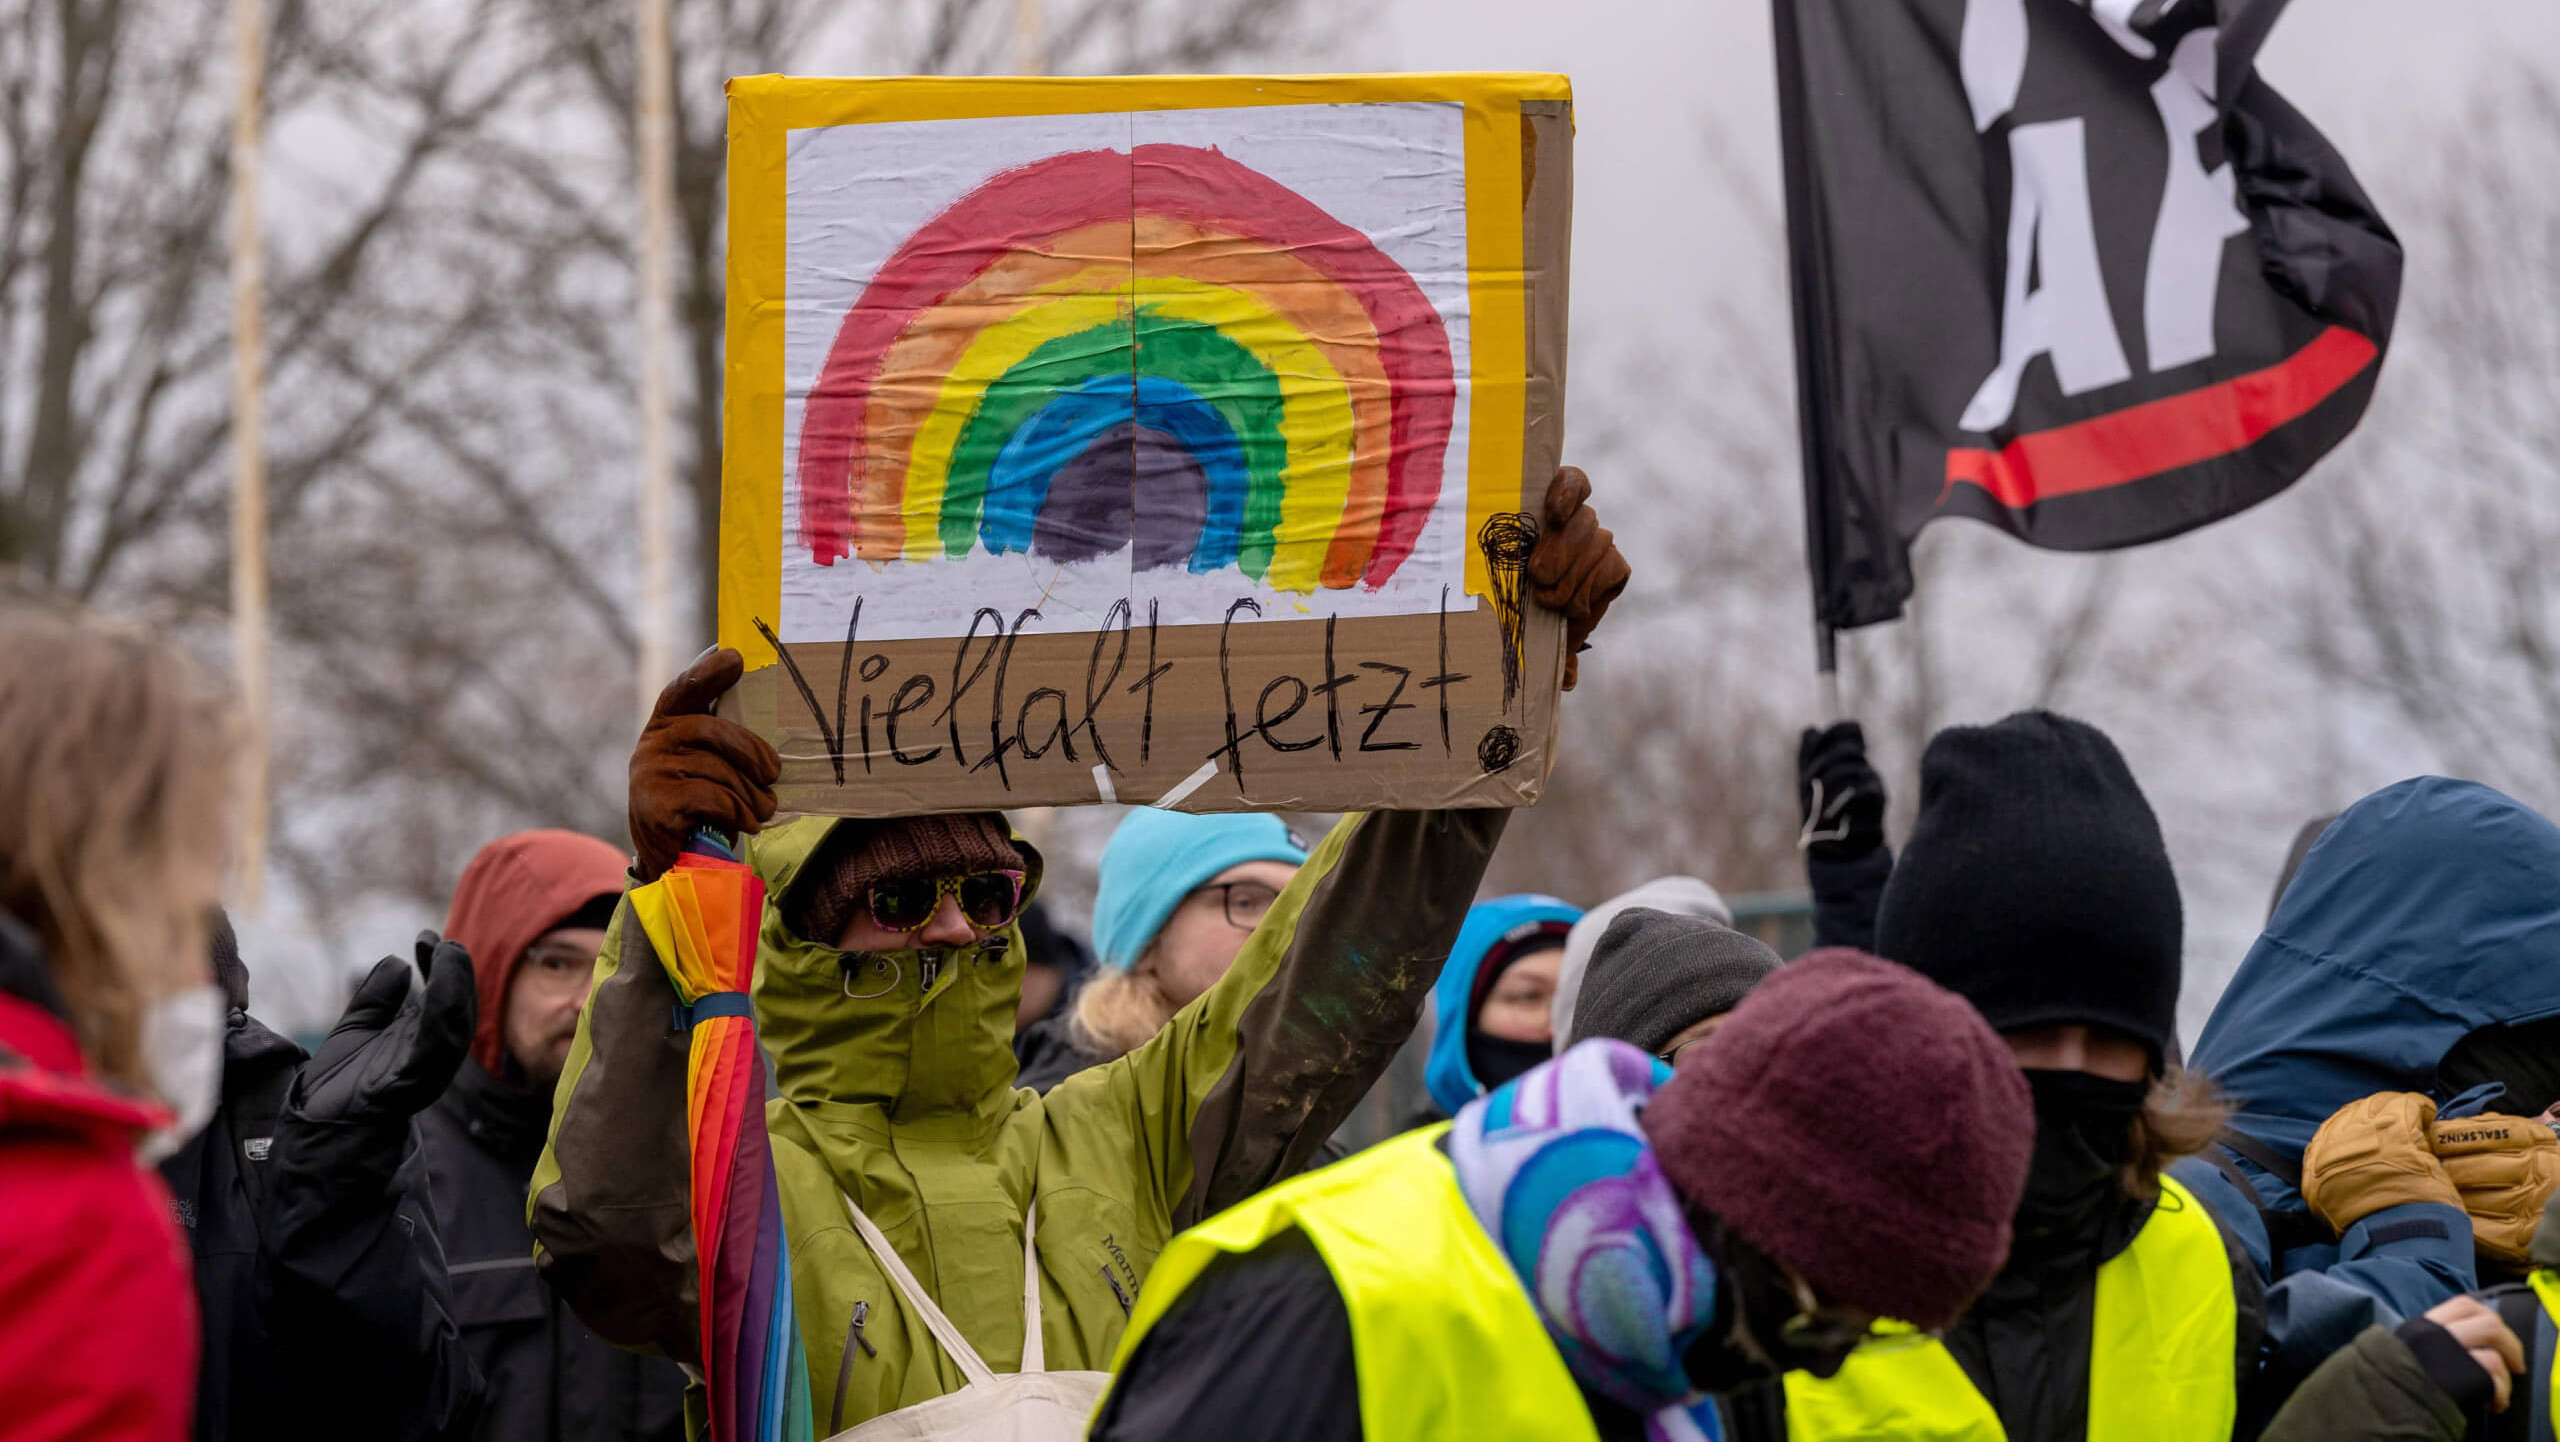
[
  {"xmin": 1254, "ymin": 675, "xmax": 1323, "ymax": 753},
  {"xmin": 1356, "ymin": 661, "xmax": 1421, "ymax": 752},
  {"xmin": 1126, "ymin": 599, "xmax": 1172, "ymax": 766},
  {"xmin": 943, "ymin": 608, "xmax": 1005, "ymax": 770},
  {"xmin": 1016, "ymin": 688, "xmax": 1076, "ymax": 762},
  {"xmin": 885, "ymin": 676, "xmax": 941, "ymax": 766},
  {"xmin": 1209, "ymin": 597, "xmax": 1263, "ymax": 785},
  {"xmin": 1081, "ymin": 599, "xmax": 1131, "ymax": 775},
  {"xmin": 1418, "ymin": 584, "xmax": 1472, "ymax": 756},
  {"xmin": 753, "ymin": 615, "xmax": 844, "ymax": 785},
  {"xmin": 1310, "ymin": 615, "xmax": 1358, "ymax": 763},
  {"xmin": 831, "ymin": 599, "xmax": 862, "ymax": 785}
]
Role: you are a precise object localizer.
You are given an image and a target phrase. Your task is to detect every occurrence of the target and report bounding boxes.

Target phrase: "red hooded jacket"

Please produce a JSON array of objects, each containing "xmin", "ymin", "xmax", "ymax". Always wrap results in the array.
[
  {"xmin": 442, "ymin": 830, "xmax": 630, "ymax": 1074},
  {"xmin": 0, "ymin": 989, "xmax": 198, "ymax": 1441}
]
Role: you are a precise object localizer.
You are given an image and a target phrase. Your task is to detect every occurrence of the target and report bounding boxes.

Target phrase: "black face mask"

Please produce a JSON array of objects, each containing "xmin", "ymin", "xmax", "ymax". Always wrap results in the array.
[
  {"xmin": 1467, "ymin": 1032, "xmax": 1553, "ymax": 1094},
  {"xmin": 2012, "ymin": 1069, "xmax": 2148, "ymax": 1265}
]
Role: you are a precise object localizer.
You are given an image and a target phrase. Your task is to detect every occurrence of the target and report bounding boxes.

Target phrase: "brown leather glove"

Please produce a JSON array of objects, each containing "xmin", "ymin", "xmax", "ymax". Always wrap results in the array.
[
  {"xmin": 629, "ymin": 648, "xmax": 781, "ymax": 881},
  {"xmin": 2431, "ymin": 1112, "xmax": 2560, "ymax": 1269},
  {"xmin": 1526, "ymin": 466, "xmax": 1630, "ymax": 692},
  {"xmin": 2303, "ymin": 1092, "xmax": 2462, "ymax": 1234}
]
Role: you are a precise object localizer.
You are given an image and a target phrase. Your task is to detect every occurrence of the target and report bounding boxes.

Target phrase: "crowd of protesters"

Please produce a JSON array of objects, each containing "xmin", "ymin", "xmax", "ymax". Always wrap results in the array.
[{"xmin": 8, "ymin": 462, "xmax": 2560, "ymax": 1442}]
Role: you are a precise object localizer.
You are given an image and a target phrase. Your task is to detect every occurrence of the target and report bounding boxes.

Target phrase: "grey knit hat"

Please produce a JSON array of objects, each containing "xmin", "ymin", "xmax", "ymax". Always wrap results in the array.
[{"xmin": 1567, "ymin": 908, "xmax": 1782, "ymax": 1055}]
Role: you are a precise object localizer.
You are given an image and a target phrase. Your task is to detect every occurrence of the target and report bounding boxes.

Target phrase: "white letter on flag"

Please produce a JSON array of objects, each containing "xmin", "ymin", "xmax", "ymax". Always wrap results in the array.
[{"xmin": 1959, "ymin": 118, "xmax": 2133, "ymax": 434}]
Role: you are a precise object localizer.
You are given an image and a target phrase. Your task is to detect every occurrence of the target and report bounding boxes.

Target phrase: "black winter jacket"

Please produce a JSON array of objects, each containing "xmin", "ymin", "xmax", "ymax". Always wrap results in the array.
[
  {"xmin": 1806, "ymin": 846, "xmax": 1891, "ymax": 954},
  {"xmin": 420, "ymin": 1059, "xmax": 688, "ymax": 1442},
  {"xmin": 161, "ymin": 1010, "xmax": 484, "ymax": 1442},
  {"xmin": 1012, "ymin": 1011, "xmax": 1112, "ymax": 1093}
]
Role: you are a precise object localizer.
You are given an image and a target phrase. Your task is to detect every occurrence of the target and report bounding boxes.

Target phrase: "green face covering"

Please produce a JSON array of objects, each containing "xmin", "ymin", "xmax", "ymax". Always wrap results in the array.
[{"xmin": 750, "ymin": 817, "xmax": 1030, "ymax": 1129}]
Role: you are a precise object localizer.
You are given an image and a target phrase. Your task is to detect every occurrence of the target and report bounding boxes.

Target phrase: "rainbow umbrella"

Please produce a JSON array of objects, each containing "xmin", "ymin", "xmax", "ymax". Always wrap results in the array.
[{"xmin": 627, "ymin": 830, "xmax": 812, "ymax": 1442}]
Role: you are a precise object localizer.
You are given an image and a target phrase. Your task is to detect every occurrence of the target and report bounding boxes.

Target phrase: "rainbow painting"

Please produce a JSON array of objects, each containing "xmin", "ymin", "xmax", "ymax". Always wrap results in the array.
[
  {"xmin": 756, "ymin": 89, "xmax": 1515, "ymax": 645},
  {"xmin": 794, "ymin": 142, "xmax": 1454, "ymax": 595}
]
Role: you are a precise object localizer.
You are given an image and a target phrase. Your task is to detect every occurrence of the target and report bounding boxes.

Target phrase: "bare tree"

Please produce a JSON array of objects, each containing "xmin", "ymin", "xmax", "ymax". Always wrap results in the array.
[
  {"xmin": 0, "ymin": 1, "xmax": 542, "ymax": 595},
  {"xmin": 244, "ymin": 0, "xmax": 1348, "ymax": 953},
  {"xmin": 2277, "ymin": 68, "xmax": 2560, "ymax": 810},
  {"xmin": 1, "ymin": 0, "xmax": 1346, "ymax": 1026}
]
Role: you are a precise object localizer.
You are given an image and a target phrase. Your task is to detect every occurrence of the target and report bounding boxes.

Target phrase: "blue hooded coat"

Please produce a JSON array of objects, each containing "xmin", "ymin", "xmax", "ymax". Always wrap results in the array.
[
  {"xmin": 2172, "ymin": 776, "xmax": 2560, "ymax": 1391},
  {"xmin": 1423, "ymin": 894, "xmax": 1582, "ymax": 1117}
]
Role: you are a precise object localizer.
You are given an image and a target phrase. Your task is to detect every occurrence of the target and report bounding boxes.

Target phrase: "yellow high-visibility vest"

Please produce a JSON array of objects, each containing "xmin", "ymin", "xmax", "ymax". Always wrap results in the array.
[
  {"xmin": 2527, "ymin": 1268, "xmax": 2560, "ymax": 1435},
  {"xmin": 1108, "ymin": 1125, "xmax": 1600, "ymax": 1441},
  {"xmin": 1784, "ymin": 1176, "xmax": 2237, "ymax": 1442}
]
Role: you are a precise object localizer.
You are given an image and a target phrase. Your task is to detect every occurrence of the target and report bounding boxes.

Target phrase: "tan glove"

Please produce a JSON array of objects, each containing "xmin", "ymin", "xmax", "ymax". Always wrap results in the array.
[
  {"xmin": 2303, "ymin": 1092, "xmax": 2462, "ymax": 1234},
  {"xmin": 2431, "ymin": 1112, "xmax": 2560, "ymax": 1268}
]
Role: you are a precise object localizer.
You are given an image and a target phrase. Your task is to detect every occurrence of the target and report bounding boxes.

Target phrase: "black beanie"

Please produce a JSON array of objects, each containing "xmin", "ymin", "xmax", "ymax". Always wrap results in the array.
[{"xmin": 1874, "ymin": 711, "xmax": 2181, "ymax": 1065}]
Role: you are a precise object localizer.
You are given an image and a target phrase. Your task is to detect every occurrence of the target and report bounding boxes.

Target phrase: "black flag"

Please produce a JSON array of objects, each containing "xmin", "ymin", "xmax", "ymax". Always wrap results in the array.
[{"xmin": 1777, "ymin": 0, "xmax": 2401, "ymax": 632}]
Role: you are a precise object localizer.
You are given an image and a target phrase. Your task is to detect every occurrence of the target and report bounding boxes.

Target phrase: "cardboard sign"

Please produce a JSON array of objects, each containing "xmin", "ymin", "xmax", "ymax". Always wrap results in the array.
[{"xmin": 718, "ymin": 73, "xmax": 1574, "ymax": 815}]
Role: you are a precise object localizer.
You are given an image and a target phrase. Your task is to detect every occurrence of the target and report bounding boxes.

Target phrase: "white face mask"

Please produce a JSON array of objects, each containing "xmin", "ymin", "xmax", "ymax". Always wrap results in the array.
[{"xmin": 137, "ymin": 984, "xmax": 224, "ymax": 1163}]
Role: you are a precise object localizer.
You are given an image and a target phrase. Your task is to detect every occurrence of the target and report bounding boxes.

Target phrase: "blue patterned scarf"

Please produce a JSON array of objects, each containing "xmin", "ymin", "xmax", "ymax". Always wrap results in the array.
[{"xmin": 1448, "ymin": 1039, "xmax": 1727, "ymax": 1442}]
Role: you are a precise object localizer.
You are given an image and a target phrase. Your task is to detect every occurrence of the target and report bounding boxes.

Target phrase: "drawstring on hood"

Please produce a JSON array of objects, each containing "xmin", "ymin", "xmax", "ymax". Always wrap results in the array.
[{"xmin": 753, "ymin": 817, "xmax": 1046, "ymax": 1130}]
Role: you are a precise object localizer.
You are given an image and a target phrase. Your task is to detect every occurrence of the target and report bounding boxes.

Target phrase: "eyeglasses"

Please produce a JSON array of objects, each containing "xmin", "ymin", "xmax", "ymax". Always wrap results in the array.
[
  {"xmin": 1195, "ymin": 881, "xmax": 1281, "ymax": 932},
  {"xmin": 866, "ymin": 870, "xmax": 1027, "ymax": 935}
]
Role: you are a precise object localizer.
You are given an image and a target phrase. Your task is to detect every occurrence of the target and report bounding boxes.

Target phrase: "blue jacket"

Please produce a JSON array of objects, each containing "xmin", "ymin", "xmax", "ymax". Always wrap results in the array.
[
  {"xmin": 1422, "ymin": 894, "xmax": 1581, "ymax": 1117},
  {"xmin": 2174, "ymin": 776, "xmax": 2560, "ymax": 1391}
]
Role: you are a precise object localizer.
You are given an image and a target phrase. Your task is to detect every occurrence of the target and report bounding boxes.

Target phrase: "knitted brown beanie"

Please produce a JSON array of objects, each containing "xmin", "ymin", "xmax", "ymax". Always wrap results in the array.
[
  {"xmin": 788, "ymin": 813, "xmax": 1023, "ymax": 945},
  {"xmin": 1643, "ymin": 948, "xmax": 2034, "ymax": 1331}
]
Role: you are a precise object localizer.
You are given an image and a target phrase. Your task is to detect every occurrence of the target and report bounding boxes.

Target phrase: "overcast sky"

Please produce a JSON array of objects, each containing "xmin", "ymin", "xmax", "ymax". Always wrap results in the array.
[{"xmin": 1367, "ymin": 0, "xmax": 2560, "ymax": 342}]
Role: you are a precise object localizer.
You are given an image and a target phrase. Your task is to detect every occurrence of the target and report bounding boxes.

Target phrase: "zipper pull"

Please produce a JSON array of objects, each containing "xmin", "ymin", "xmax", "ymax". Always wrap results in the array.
[
  {"xmin": 850, "ymin": 1300, "xmax": 876, "ymax": 1357},
  {"xmin": 919, "ymin": 951, "xmax": 944, "ymax": 994}
]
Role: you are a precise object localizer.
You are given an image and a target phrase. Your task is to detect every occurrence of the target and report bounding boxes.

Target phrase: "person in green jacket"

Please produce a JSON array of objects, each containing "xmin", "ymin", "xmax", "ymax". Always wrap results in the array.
[
  {"xmin": 2262, "ymin": 1188, "xmax": 2560, "ymax": 1442},
  {"xmin": 526, "ymin": 471, "xmax": 1629, "ymax": 1435}
]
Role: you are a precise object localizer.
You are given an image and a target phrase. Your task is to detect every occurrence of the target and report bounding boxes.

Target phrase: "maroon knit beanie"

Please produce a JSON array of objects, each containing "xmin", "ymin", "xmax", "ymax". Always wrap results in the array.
[
  {"xmin": 1643, "ymin": 948, "xmax": 2032, "ymax": 1330},
  {"xmin": 787, "ymin": 813, "xmax": 1024, "ymax": 945}
]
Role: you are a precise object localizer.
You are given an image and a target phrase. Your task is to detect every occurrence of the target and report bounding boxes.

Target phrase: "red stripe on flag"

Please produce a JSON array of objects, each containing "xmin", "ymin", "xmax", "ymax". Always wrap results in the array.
[{"xmin": 1943, "ymin": 326, "xmax": 2379, "ymax": 510}]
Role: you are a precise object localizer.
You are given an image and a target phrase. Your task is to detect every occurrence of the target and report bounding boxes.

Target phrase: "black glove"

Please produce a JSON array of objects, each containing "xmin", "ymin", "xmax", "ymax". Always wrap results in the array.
[
  {"xmin": 296, "ymin": 932, "xmax": 476, "ymax": 1126},
  {"xmin": 1797, "ymin": 721, "xmax": 1887, "ymax": 862},
  {"xmin": 277, "ymin": 932, "xmax": 476, "ymax": 1206}
]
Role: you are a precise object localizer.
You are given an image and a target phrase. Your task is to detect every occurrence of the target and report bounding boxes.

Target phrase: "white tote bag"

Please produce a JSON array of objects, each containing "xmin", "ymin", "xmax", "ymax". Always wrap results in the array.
[{"xmin": 825, "ymin": 1197, "xmax": 1112, "ymax": 1442}]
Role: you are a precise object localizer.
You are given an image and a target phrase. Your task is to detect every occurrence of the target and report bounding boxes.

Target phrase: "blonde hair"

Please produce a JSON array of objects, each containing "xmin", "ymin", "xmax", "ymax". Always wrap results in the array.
[
  {"xmin": 0, "ymin": 591, "xmax": 233, "ymax": 1088},
  {"xmin": 1068, "ymin": 967, "xmax": 1181, "ymax": 1061},
  {"xmin": 2125, "ymin": 1067, "xmax": 2233, "ymax": 1198}
]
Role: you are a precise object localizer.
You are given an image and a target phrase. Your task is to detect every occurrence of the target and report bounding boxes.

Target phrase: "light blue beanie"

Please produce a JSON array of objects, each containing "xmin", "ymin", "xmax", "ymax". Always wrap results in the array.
[{"xmin": 1090, "ymin": 810, "xmax": 1309, "ymax": 971}]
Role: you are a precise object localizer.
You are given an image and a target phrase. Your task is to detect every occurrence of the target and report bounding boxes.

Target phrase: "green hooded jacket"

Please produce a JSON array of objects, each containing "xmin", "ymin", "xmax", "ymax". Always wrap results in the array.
[{"xmin": 527, "ymin": 807, "xmax": 1503, "ymax": 1435}]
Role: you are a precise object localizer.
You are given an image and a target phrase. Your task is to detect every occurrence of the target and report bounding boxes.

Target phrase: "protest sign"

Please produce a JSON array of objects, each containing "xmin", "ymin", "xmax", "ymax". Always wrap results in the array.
[{"xmin": 717, "ymin": 74, "xmax": 1575, "ymax": 815}]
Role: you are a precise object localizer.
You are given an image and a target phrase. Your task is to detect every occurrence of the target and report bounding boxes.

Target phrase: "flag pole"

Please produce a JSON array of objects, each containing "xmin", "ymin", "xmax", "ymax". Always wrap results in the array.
[
  {"xmin": 230, "ymin": 0, "xmax": 268, "ymax": 913},
  {"xmin": 634, "ymin": 0, "xmax": 679, "ymax": 726},
  {"xmin": 1815, "ymin": 627, "xmax": 1842, "ymax": 724},
  {"xmin": 1773, "ymin": 0, "xmax": 1848, "ymax": 727}
]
